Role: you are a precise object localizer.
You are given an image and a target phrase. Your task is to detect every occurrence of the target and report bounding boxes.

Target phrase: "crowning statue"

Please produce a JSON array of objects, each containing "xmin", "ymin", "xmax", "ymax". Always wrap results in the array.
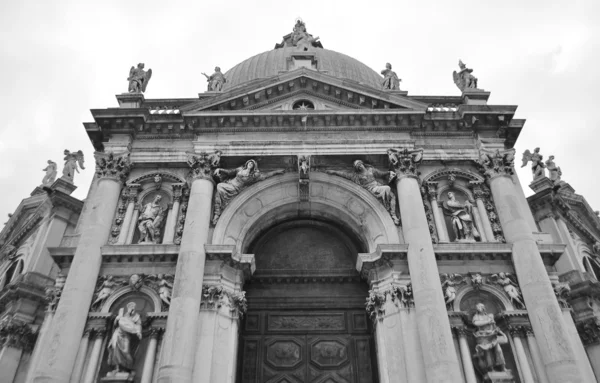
[
  {"xmin": 290, "ymin": 19, "xmax": 319, "ymax": 50},
  {"xmin": 545, "ymin": 155, "xmax": 562, "ymax": 183},
  {"xmin": 61, "ymin": 150, "xmax": 85, "ymax": 183},
  {"xmin": 452, "ymin": 59, "xmax": 478, "ymax": 92},
  {"xmin": 442, "ymin": 191, "xmax": 480, "ymax": 242},
  {"xmin": 106, "ymin": 302, "xmax": 142, "ymax": 378},
  {"xmin": 41, "ymin": 160, "xmax": 57, "ymax": 185},
  {"xmin": 127, "ymin": 63, "xmax": 152, "ymax": 93},
  {"xmin": 202, "ymin": 67, "xmax": 227, "ymax": 92},
  {"xmin": 137, "ymin": 195, "xmax": 166, "ymax": 244},
  {"xmin": 471, "ymin": 303, "xmax": 509, "ymax": 374},
  {"xmin": 326, "ymin": 160, "xmax": 400, "ymax": 225},
  {"xmin": 381, "ymin": 63, "xmax": 401, "ymax": 90},
  {"xmin": 521, "ymin": 147, "xmax": 546, "ymax": 180},
  {"xmin": 212, "ymin": 160, "xmax": 285, "ymax": 225}
]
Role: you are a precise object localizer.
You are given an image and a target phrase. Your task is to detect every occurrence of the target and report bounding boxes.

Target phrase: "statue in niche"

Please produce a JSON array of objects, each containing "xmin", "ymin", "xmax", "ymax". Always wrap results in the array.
[
  {"xmin": 41, "ymin": 160, "xmax": 57, "ymax": 185},
  {"xmin": 545, "ymin": 155, "xmax": 562, "ymax": 183},
  {"xmin": 91, "ymin": 275, "xmax": 121, "ymax": 310},
  {"xmin": 290, "ymin": 19, "xmax": 319, "ymax": 50},
  {"xmin": 137, "ymin": 195, "xmax": 166, "ymax": 244},
  {"xmin": 440, "ymin": 273, "xmax": 466, "ymax": 309},
  {"xmin": 490, "ymin": 272, "xmax": 525, "ymax": 308},
  {"xmin": 471, "ymin": 303, "xmax": 508, "ymax": 374},
  {"xmin": 212, "ymin": 160, "xmax": 285, "ymax": 225},
  {"xmin": 61, "ymin": 150, "xmax": 85, "ymax": 183},
  {"xmin": 442, "ymin": 191, "xmax": 480, "ymax": 242},
  {"xmin": 202, "ymin": 67, "xmax": 227, "ymax": 92},
  {"xmin": 326, "ymin": 160, "xmax": 400, "ymax": 225},
  {"xmin": 381, "ymin": 63, "xmax": 401, "ymax": 90},
  {"xmin": 106, "ymin": 302, "xmax": 142, "ymax": 379},
  {"xmin": 452, "ymin": 60, "xmax": 478, "ymax": 91},
  {"xmin": 127, "ymin": 63, "xmax": 152, "ymax": 93},
  {"xmin": 521, "ymin": 148, "xmax": 546, "ymax": 180}
]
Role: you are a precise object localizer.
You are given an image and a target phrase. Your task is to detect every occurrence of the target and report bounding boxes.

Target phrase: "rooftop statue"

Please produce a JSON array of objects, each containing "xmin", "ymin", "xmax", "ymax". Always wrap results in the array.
[
  {"xmin": 127, "ymin": 63, "xmax": 152, "ymax": 93},
  {"xmin": 452, "ymin": 59, "xmax": 478, "ymax": 92},
  {"xmin": 381, "ymin": 63, "xmax": 401, "ymax": 90},
  {"xmin": 202, "ymin": 67, "xmax": 227, "ymax": 92},
  {"xmin": 545, "ymin": 155, "xmax": 562, "ymax": 183},
  {"xmin": 61, "ymin": 150, "xmax": 85, "ymax": 183},
  {"xmin": 276, "ymin": 19, "xmax": 322, "ymax": 50},
  {"xmin": 41, "ymin": 160, "xmax": 57, "ymax": 186},
  {"xmin": 521, "ymin": 147, "xmax": 546, "ymax": 180}
]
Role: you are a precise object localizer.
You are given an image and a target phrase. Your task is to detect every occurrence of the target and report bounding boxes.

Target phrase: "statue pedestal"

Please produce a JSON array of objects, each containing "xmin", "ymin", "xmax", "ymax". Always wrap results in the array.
[
  {"xmin": 100, "ymin": 371, "xmax": 135, "ymax": 382},
  {"xmin": 116, "ymin": 93, "xmax": 144, "ymax": 108},
  {"xmin": 483, "ymin": 370, "xmax": 514, "ymax": 383},
  {"xmin": 528, "ymin": 176, "xmax": 555, "ymax": 193},
  {"xmin": 461, "ymin": 89, "xmax": 490, "ymax": 105}
]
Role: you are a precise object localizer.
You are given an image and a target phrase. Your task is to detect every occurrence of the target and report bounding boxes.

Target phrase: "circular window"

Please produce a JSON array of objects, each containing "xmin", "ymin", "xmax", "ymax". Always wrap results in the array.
[{"xmin": 292, "ymin": 100, "xmax": 315, "ymax": 110}]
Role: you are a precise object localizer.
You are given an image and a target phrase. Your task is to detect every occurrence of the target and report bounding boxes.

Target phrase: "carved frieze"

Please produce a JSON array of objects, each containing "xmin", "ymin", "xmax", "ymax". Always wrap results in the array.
[
  {"xmin": 577, "ymin": 318, "xmax": 600, "ymax": 346},
  {"xmin": 440, "ymin": 273, "xmax": 467, "ymax": 310},
  {"xmin": 268, "ymin": 314, "xmax": 345, "ymax": 331},
  {"xmin": 490, "ymin": 273, "xmax": 526, "ymax": 309},
  {"xmin": 173, "ymin": 187, "xmax": 190, "ymax": 245},
  {"xmin": 200, "ymin": 285, "xmax": 247, "ymax": 318}
]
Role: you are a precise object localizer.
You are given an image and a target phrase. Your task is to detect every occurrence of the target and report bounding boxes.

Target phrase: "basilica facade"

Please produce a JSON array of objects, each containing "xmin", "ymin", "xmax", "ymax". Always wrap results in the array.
[{"xmin": 1, "ymin": 21, "xmax": 600, "ymax": 383}]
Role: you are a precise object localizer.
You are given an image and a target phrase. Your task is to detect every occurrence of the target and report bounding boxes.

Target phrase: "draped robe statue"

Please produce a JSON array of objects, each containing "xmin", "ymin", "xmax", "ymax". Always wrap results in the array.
[
  {"xmin": 107, "ymin": 302, "xmax": 142, "ymax": 376},
  {"xmin": 471, "ymin": 303, "xmax": 508, "ymax": 374},
  {"xmin": 443, "ymin": 191, "xmax": 480, "ymax": 242}
]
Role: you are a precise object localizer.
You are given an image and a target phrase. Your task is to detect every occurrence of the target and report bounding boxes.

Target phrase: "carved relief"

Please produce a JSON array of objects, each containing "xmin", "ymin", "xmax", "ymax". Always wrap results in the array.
[
  {"xmin": 95, "ymin": 152, "xmax": 131, "ymax": 182},
  {"xmin": 311, "ymin": 340, "xmax": 348, "ymax": 367},
  {"xmin": 490, "ymin": 273, "xmax": 525, "ymax": 309},
  {"xmin": 199, "ymin": 285, "xmax": 247, "ymax": 318},
  {"xmin": 476, "ymin": 149, "xmax": 515, "ymax": 179},
  {"xmin": 266, "ymin": 340, "xmax": 302, "ymax": 368},
  {"xmin": 483, "ymin": 189, "xmax": 505, "ymax": 242},
  {"xmin": 552, "ymin": 280, "xmax": 571, "ymax": 309},
  {"xmin": 440, "ymin": 273, "xmax": 466, "ymax": 310},
  {"xmin": 108, "ymin": 185, "xmax": 139, "ymax": 245},
  {"xmin": 0, "ymin": 320, "xmax": 37, "ymax": 352},
  {"xmin": 268, "ymin": 314, "xmax": 345, "ymax": 331},
  {"xmin": 91, "ymin": 275, "xmax": 123, "ymax": 310},
  {"xmin": 365, "ymin": 290, "xmax": 386, "ymax": 322}
]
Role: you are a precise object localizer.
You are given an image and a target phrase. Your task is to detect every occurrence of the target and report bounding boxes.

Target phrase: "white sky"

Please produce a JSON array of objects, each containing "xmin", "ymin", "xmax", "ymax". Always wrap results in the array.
[{"xmin": 1, "ymin": 0, "xmax": 599, "ymax": 223}]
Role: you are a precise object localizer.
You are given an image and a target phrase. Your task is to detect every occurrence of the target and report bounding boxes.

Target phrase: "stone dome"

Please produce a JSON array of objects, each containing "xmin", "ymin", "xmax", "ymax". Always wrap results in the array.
[{"xmin": 223, "ymin": 47, "xmax": 383, "ymax": 91}]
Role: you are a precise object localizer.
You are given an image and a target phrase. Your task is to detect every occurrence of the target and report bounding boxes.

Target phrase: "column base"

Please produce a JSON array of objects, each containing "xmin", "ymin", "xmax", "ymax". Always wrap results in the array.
[{"xmin": 483, "ymin": 369, "xmax": 514, "ymax": 383}]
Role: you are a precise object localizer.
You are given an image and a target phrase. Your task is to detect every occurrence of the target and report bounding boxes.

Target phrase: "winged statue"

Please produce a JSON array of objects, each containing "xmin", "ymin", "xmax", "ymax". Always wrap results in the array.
[
  {"xmin": 145, "ymin": 274, "xmax": 174, "ymax": 309},
  {"xmin": 440, "ymin": 273, "xmax": 466, "ymax": 309},
  {"xmin": 91, "ymin": 275, "xmax": 127, "ymax": 310},
  {"xmin": 128, "ymin": 63, "xmax": 152, "ymax": 93},
  {"xmin": 490, "ymin": 272, "xmax": 525, "ymax": 308},
  {"xmin": 452, "ymin": 60, "xmax": 478, "ymax": 92},
  {"xmin": 62, "ymin": 150, "xmax": 85, "ymax": 183},
  {"xmin": 521, "ymin": 148, "xmax": 545, "ymax": 180}
]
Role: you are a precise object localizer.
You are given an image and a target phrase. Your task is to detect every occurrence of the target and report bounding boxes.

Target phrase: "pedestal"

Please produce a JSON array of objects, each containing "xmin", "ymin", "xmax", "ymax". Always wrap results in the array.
[
  {"xmin": 483, "ymin": 370, "xmax": 514, "ymax": 383},
  {"xmin": 100, "ymin": 371, "xmax": 135, "ymax": 382}
]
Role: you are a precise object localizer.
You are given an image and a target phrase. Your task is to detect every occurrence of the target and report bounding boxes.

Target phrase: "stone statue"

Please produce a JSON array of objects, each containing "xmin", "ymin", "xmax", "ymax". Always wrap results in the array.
[
  {"xmin": 91, "ymin": 275, "xmax": 120, "ymax": 310},
  {"xmin": 127, "ymin": 63, "xmax": 152, "ymax": 93},
  {"xmin": 290, "ymin": 19, "xmax": 319, "ymax": 50},
  {"xmin": 41, "ymin": 160, "xmax": 57, "ymax": 185},
  {"xmin": 326, "ymin": 160, "xmax": 400, "ymax": 225},
  {"xmin": 545, "ymin": 155, "xmax": 562, "ymax": 183},
  {"xmin": 594, "ymin": 241, "xmax": 600, "ymax": 256},
  {"xmin": 156, "ymin": 274, "xmax": 173, "ymax": 308},
  {"xmin": 106, "ymin": 302, "xmax": 142, "ymax": 378},
  {"xmin": 212, "ymin": 160, "xmax": 285, "ymax": 225},
  {"xmin": 552, "ymin": 280, "xmax": 571, "ymax": 309},
  {"xmin": 442, "ymin": 192, "xmax": 480, "ymax": 242},
  {"xmin": 381, "ymin": 63, "xmax": 401, "ymax": 90},
  {"xmin": 440, "ymin": 273, "xmax": 466, "ymax": 309},
  {"xmin": 45, "ymin": 272, "xmax": 66, "ymax": 311},
  {"xmin": 452, "ymin": 60, "xmax": 478, "ymax": 91},
  {"xmin": 471, "ymin": 303, "xmax": 508, "ymax": 374},
  {"xmin": 521, "ymin": 148, "xmax": 546, "ymax": 180},
  {"xmin": 61, "ymin": 150, "xmax": 85, "ymax": 183},
  {"xmin": 490, "ymin": 272, "xmax": 525, "ymax": 308},
  {"xmin": 137, "ymin": 195, "xmax": 166, "ymax": 244},
  {"xmin": 202, "ymin": 67, "xmax": 227, "ymax": 92},
  {"xmin": 470, "ymin": 273, "xmax": 484, "ymax": 290}
]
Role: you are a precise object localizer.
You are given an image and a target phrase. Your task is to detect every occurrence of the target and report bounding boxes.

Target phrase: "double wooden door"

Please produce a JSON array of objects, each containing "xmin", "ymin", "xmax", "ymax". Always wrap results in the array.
[{"xmin": 238, "ymin": 310, "xmax": 377, "ymax": 383}]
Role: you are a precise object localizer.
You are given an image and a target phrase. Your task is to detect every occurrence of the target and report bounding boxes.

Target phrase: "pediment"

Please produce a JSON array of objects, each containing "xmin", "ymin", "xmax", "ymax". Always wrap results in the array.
[{"xmin": 181, "ymin": 69, "xmax": 428, "ymax": 115}]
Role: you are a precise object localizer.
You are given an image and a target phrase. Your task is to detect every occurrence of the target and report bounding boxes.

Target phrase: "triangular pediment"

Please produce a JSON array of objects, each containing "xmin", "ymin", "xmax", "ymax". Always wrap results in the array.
[{"xmin": 180, "ymin": 68, "xmax": 428, "ymax": 115}]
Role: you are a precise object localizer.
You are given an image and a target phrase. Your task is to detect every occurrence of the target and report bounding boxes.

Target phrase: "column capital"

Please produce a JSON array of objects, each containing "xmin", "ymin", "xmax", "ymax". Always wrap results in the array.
[
  {"xmin": 95, "ymin": 151, "xmax": 131, "ymax": 183},
  {"xmin": 171, "ymin": 183, "xmax": 186, "ymax": 202},
  {"xmin": 476, "ymin": 149, "xmax": 516, "ymax": 180},
  {"xmin": 187, "ymin": 151, "xmax": 221, "ymax": 182},
  {"xmin": 424, "ymin": 181, "xmax": 438, "ymax": 201},
  {"xmin": 0, "ymin": 321, "xmax": 36, "ymax": 352},
  {"xmin": 387, "ymin": 147, "xmax": 424, "ymax": 178},
  {"xmin": 125, "ymin": 183, "xmax": 142, "ymax": 202}
]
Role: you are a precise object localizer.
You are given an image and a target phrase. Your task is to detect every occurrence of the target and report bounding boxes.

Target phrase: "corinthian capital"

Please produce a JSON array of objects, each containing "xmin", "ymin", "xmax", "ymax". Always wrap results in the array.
[
  {"xmin": 387, "ymin": 148, "xmax": 423, "ymax": 178},
  {"xmin": 95, "ymin": 152, "xmax": 131, "ymax": 183},
  {"xmin": 187, "ymin": 150, "xmax": 221, "ymax": 181},
  {"xmin": 476, "ymin": 149, "xmax": 515, "ymax": 179}
]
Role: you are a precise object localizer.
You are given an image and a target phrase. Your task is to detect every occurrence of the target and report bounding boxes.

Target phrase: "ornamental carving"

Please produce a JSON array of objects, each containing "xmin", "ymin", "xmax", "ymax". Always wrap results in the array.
[
  {"xmin": 552, "ymin": 280, "xmax": 571, "ymax": 309},
  {"xmin": 440, "ymin": 273, "xmax": 466, "ymax": 310},
  {"xmin": 109, "ymin": 186, "xmax": 139, "ymax": 245},
  {"xmin": 268, "ymin": 314, "xmax": 345, "ymax": 331},
  {"xmin": 476, "ymin": 149, "xmax": 515, "ymax": 179},
  {"xmin": 387, "ymin": 148, "xmax": 423, "ymax": 177},
  {"xmin": 365, "ymin": 290, "xmax": 385, "ymax": 322},
  {"xmin": 187, "ymin": 150, "xmax": 221, "ymax": 181},
  {"xmin": 45, "ymin": 272, "xmax": 66, "ymax": 311},
  {"xmin": 489, "ymin": 273, "xmax": 525, "ymax": 309},
  {"xmin": 199, "ymin": 285, "xmax": 247, "ymax": 318},
  {"xmin": 173, "ymin": 187, "xmax": 190, "ymax": 245},
  {"xmin": 577, "ymin": 318, "xmax": 600, "ymax": 346},
  {"xmin": 95, "ymin": 152, "xmax": 131, "ymax": 182},
  {"xmin": 0, "ymin": 320, "xmax": 37, "ymax": 352},
  {"xmin": 91, "ymin": 274, "xmax": 174, "ymax": 311}
]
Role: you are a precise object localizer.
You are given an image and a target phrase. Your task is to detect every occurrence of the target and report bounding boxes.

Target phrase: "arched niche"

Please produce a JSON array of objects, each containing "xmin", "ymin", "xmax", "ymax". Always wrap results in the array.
[
  {"xmin": 212, "ymin": 172, "xmax": 401, "ymax": 255},
  {"xmin": 127, "ymin": 171, "xmax": 186, "ymax": 185},
  {"xmin": 456, "ymin": 285, "xmax": 513, "ymax": 313},
  {"xmin": 102, "ymin": 285, "xmax": 161, "ymax": 314},
  {"xmin": 132, "ymin": 189, "xmax": 172, "ymax": 245},
  {"xmin": 422, "ymin": 167, "xmax": 484, "ymax": 186}
]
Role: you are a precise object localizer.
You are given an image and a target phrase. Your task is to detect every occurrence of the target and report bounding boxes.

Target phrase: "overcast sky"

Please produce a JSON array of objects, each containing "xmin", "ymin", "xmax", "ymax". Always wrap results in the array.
[{"xmin": 1, "ymin": 0, "xmax": 599, "ymax": 225}]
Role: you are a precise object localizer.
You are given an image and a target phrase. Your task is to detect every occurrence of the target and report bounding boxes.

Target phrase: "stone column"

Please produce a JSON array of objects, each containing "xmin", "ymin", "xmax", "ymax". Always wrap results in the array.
[
  {"xmin": 525, "ymin": 328, "xmax": 550, "ymax": 383},
  {"xmin": 32, "ymin": 152, "xmax": 130, "ymax": 383},
  {"xmin": 82, "ymin": 329, "xmax": 106, "ymax": 383},
  {"xmin": 455, "ymin": 328, "xmax": 477, "ymax": 383},
  {"xmin": 390, "ymin": 148, "xmax": 463, "ymax": 382},
  {"xmin": 141, "ymin": 329, "xmax": 162, "ymax": 383},
  {"xmin": 126, "ymin": 207, "xmax": 140, "ymax": 244},
  {"xmin": 162, "ymin": 184, "xmax": 184, "ymax": 245},
  {"xmin": 477, "ymin": 149, "xmax": 583, "ymax": 382},
  {"xmin": 509, "ymin": 327, "xmax": 535, "ymax": 383},
  {"xmin": 69, "ymin": 329, "xmax": 92, "ymax": 383},
  {"xmin": 25, "ymin": 310, "xmax": 54, "ymax": 383},
  {"xmin": 116, "ymin": 184, "xmax": 140, "ymax": 245},
  {"xmin": 425, "ymin": 182, "xmax": 449, "ymax": 243},
  {"xmin": 156, "ymin": 152, "xmax": 219, "ymax": 383},
  {"xmin": 470, "ymin": 182, "xmax": 495, "ymax": 242}
]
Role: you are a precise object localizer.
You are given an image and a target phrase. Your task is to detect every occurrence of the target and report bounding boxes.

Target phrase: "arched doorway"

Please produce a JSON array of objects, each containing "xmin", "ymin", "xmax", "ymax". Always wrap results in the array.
[{"xmin": 237, "ymin": 219, "xmax": 379, "ymax": 383}]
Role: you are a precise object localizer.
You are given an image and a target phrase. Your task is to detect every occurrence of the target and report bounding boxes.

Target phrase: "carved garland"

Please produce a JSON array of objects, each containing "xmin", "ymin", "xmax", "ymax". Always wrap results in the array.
[
  {"xmin": 108, "ymin": 188, "xmax": 131, "ymax": 245},
  {"xmin": 173, "ymin": 187, "xmax": 190, "ymax": 245},
  {"xmin": 365, "ymin": 284, "xmax": 414, "ymax": 322}
]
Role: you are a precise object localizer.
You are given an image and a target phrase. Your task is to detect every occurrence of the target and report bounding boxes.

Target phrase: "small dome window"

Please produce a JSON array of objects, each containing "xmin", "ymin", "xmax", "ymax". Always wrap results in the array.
[{"xmin": 292, "ymin": 100, "xmax": 315, "ymax": 110}]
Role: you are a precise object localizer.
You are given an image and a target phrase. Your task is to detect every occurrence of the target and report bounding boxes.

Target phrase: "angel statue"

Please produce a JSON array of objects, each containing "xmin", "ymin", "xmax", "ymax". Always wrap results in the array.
[
  {"xmin": 381, "ymin": 63, "xmax": 401, "ymax": 90},
  {"xmin": 440, "ymin": 273, "xmax": 466, "ymax": 309},
  {"xmin": 545, "ymin": 155, "xmax": 562, "ymax": 183},
  {"xmin": 443, "ymin": 191, "xmax": 480, "ymax": 242},
  {"xmin": 137, "ymin": 195, "xmax": 166, "ymax": 244},
  {"xmin": 61, "ymin": 150, "xmax": 85, "ymax": 183},
  {"xmin": 106, "ymin": 302, "xmax": 142, "ymax": 379},
  {"xmin": 149, "ymin": 274, "xmax": 173, "ymax": 309},
  {"xmin": 212, "ymin": 160, "xmax": 285, "ymax": 225},
  {"xmin": 91, "ymin": 275, "xmax": 122, "ymax": 310},
  {"xmin": 326, "ymin": 160, "xmax": 400, "ymax": 225},
  {"xmin": 127, "ymin": 63, "xmax": 152, "ymax": 93},
  {"xmin": 521, "ymin": 147, "xmax": 546, "ymax": 180},
  {"xmin": 202, "ymin": 67, "xmax": 227, "ymax": 92},
  {"xmin": 41, "ymin": 160, "xmax": 57, "ymax": 185},
  {"xmin": 490, "ymin": 272, "xmax": 525, "ymax": 308},
  {"xmin": 452, "ymin": 59, "xmax": 478, "ymax": 92}
]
